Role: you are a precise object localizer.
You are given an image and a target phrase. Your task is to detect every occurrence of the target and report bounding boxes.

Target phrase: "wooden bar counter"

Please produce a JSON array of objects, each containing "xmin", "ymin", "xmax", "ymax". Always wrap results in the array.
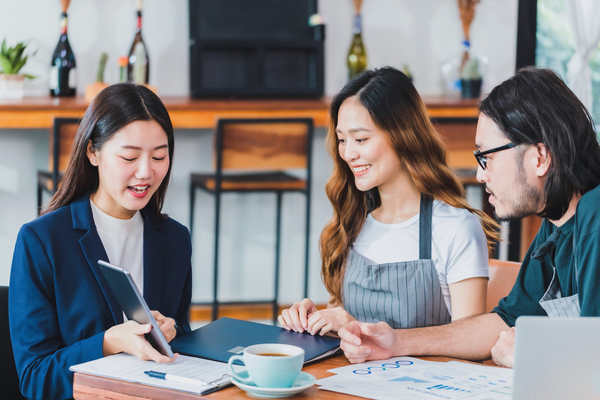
[{"xmin": 0, "ymin": 96, "xmax": 480, "ymax": 130}]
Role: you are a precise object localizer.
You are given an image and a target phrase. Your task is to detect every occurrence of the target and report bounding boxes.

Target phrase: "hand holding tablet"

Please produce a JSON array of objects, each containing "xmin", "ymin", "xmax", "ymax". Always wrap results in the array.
[{"xmin": 98, "ymin": 260, "xmax": 176, "ymax": 360}]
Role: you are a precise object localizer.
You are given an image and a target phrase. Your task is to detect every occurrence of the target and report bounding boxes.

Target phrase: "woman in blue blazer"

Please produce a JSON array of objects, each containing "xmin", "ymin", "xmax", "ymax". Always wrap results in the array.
[{"xmin": 9, "ymin": 84, "xmax": 192, "ymax": 400}]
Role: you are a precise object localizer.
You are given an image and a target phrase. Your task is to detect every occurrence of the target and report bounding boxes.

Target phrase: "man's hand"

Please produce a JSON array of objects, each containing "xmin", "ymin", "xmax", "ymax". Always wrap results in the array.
[
  {"xmin": 491, "ymin": 327, "xmax": 515, "ymax": 368},
  {"xmin": 338, "ymin": 321, "xmax": 398, "ymax": 363}
]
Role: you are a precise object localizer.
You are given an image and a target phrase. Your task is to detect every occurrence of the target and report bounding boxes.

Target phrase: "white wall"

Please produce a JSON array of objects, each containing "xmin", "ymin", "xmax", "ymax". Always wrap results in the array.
[{"xmin": 0, "ymin": 0, "xmax": 518, "ymax": 305}]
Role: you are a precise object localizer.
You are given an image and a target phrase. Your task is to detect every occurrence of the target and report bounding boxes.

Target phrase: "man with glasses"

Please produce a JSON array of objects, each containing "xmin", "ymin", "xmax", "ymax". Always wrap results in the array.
[{"xmin": 337, "ymin": 66, "xmax": 600, "ymax": 368}]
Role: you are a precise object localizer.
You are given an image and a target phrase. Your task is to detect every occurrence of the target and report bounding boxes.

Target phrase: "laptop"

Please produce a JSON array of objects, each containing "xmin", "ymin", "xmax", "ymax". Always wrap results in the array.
[
  {"xmin": 513, "ymin": 316, "xmax": 600, "ymax": 400},
  {"xmin": 170, "ymin": 317, "xmax": 340, "ymax": 364}
]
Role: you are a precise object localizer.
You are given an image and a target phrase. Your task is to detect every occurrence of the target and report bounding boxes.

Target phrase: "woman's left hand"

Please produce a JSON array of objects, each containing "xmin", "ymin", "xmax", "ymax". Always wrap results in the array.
[
  {"xmin": 151, "ymin": 311, "xmax": 177, "ymax": 342},
  {"xmin": 306, "ymin": 307, "xmax": 357, "ymax": 336}
]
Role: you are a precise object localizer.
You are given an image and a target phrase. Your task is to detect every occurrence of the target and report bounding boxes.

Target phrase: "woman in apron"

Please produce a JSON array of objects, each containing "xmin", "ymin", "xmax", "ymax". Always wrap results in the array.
[{"xmin": 279, "ymin": 67, "xmax": 498, "ymax": 335}]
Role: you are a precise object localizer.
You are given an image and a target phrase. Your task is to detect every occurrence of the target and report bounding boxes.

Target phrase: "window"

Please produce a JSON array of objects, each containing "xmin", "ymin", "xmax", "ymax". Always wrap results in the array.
[{"xmin": 536, "ymin": 0, "xmax": 600, "ymax": 130}]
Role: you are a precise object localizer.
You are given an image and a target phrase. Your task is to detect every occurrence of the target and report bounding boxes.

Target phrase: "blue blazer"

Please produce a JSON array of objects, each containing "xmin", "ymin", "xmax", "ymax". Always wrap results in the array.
[{"xmin": 9, "ymin": 194, "xmax": 192, "ymax": 400}]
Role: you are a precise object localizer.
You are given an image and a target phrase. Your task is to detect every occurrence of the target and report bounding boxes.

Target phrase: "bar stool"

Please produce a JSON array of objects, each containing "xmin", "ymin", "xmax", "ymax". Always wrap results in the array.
[
  {"xmin": 189, "ymin": 118, "xmax": 314, "ymax": 322},
  {"xmin": 37, "ymin": 118, "xmax": 80, "ymax": 214}
]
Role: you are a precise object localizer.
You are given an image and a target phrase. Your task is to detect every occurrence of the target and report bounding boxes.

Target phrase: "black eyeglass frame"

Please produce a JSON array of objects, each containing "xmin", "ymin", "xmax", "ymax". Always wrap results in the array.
[{"xmin": 473, "ymin": 142, "xmax": 518, "ymax": 170}]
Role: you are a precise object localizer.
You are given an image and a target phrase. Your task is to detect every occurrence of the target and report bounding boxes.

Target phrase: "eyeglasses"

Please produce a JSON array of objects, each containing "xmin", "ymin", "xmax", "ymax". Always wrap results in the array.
[{"xmin": 473, "ymin": 142, "xmax": 518, "ymax": 170}]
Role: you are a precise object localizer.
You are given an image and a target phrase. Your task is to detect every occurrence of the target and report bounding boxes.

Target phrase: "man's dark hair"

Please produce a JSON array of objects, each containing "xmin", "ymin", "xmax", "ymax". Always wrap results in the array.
[{"xmin": 480, "ymin": 66, "xmax": 600, "ymax": 221}]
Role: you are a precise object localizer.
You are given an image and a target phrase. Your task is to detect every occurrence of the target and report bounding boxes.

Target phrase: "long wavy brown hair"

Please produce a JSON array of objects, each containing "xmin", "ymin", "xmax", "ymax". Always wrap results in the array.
[{"xmin": 320, "ymin": 67, "xmax": 499, "ymax": 306}]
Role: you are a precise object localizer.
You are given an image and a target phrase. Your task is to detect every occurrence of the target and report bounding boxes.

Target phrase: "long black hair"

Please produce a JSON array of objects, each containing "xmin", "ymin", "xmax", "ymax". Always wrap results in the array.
[
  {"xmin": 42, "ymin": 83, "xmax": 175, "ymax": 218},
  {"xmin": 480, "ymin": 66, "xmax": 600, "ymax": 221}
]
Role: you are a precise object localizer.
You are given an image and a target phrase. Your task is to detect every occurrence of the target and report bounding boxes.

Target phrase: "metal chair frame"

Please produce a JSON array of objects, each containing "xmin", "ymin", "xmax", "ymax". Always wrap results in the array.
[
  {"xmin": 37, "ymin": 117, "xmax": 80, "ymax": 215},
  {"xmin": 189, "ymin": 118, "xmax": 314, "ymax": 323}
]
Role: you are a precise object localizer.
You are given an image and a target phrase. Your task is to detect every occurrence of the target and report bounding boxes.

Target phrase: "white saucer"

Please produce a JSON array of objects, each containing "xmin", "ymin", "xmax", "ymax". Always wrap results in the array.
[{"xmin": 231, "ymin": 371, "xmax": 316, "ymax": 398}]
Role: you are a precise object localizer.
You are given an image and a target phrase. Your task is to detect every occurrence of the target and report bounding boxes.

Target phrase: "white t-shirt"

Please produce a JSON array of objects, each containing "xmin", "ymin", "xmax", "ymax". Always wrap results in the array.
[
  {"xmin": 352, "ymin": 200, "xmax": 489, "ymax": 315},
  {"xmin": 90, "ymin": 200, "xmax": 144, "ymax": 298}
]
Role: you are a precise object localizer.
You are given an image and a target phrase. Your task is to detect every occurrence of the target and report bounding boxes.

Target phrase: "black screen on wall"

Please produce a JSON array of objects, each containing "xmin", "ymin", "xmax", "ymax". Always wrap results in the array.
[
  {"xmin": 192, "ymin": 0, "xmax": 317, "ymax": 41},
  {"xmin": 189, "ymin": 0, "xmax": 323, "ymax": 98}
]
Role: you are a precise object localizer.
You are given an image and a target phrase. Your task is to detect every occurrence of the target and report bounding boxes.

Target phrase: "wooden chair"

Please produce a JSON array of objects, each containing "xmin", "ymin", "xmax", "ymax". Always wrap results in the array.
[
  {"xmin": 189, "ymin": 118, "xmax": 314, "ymax": 322},
  {"xmin": 37, "ymin": 118, "xmax": 80, "ymax": 214},
  {"xmin": 0, "ymin": 286, "xmax": 26, "ymax": 399},
  {"xmin": 487, "ymin": 259, "xmax": 521, "ymax": 313}
]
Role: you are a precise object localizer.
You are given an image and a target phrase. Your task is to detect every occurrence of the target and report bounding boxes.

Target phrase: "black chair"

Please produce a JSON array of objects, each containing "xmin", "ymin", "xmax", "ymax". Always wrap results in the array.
[
  {"xmin": 0, "ymin": 286, "xmax": 26, "ymax": 399},
  {"xmin": 37, "ymin": 118, "xmax": 80, "ymax": 215},
  {"xmin": 189, "ymin": 118, "xmax": 314, "ymax": 322}
]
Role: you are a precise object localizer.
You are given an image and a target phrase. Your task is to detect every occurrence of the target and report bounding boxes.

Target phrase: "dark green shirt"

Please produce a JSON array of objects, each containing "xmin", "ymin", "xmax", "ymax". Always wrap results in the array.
[{"xmin": 493, "ymin": 184, "xmax": 600, "ymax": 327}]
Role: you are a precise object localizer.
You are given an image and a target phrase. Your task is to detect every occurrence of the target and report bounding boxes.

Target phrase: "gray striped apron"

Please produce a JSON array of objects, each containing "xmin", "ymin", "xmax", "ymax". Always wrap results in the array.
[
  {"xmin": 342, "ymin": 196, "xmax": 451, "ymax": 329},
  {"xmin": 532, "ymin": 230, "xmax": 581, "ymax": 317}
]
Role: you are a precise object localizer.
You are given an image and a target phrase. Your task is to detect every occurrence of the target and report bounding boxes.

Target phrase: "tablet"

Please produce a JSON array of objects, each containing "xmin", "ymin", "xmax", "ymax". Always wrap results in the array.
[{"xmin": 97, "ymin": 260, "xmax": 174, "ymax": 358}]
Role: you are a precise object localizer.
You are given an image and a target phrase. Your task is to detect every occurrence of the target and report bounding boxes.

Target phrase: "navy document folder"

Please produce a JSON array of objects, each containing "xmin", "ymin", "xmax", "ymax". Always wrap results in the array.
[{"xmin": 170, "ymin": 317, "xmax": 340, "ymax": 364}]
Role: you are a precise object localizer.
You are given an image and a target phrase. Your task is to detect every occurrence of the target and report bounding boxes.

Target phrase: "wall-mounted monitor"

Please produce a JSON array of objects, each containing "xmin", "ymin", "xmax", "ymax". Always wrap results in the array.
[{"xmin": 189, "ymin": 0, "xmax": 324, "ymax": 98}]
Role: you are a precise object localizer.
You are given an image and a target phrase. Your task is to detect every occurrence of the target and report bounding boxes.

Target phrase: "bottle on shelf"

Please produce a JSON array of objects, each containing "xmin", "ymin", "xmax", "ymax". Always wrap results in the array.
[
  {"xmin": 50, "ymin": 12, "xmax": 77, "ymax": 97},
  {"xmin": 347, "ymin": 13, "xmax": 367, "ymax": 81},
  {"xmin": 127, "ymin": 0, "xmax": 149, "ymax": 85}
]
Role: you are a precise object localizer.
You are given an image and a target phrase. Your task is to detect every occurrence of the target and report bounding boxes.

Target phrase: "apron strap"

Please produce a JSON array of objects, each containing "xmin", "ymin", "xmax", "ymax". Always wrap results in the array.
[{"xmin": 419, "ymin": 195, "xmax": 433, "ymax": 260}]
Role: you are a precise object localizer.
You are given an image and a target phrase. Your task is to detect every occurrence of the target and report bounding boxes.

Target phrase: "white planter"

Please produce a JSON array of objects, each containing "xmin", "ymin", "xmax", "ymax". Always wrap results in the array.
[{"xmin": 0, "ymin": 74, "xmax": 25, "ymax": 100}]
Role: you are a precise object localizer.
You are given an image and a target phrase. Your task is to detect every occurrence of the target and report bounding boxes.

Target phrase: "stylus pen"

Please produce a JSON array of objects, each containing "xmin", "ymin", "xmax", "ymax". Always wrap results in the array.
[{"xmin": 144, "ymin": 370, "xmax": 208, "ymax": 386}]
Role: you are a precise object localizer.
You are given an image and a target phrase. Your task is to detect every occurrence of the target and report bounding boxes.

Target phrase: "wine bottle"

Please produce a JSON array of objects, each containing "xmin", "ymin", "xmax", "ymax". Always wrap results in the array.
[
  {"xmin": 347, "ymin": 14, "xmax": 367, "ymax": 81},
  {"xmin": 127, "ymin": 4, "xmax": 149, "ymax": 84},
  {"xmin": 50, "ymin": 12, "xmax": 76, "ymax": 97}
]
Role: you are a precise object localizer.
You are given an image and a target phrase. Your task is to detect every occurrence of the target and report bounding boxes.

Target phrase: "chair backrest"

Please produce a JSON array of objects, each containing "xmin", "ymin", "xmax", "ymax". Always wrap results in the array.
[
  {"xmin": 49, "ymin": 118, "xmax": 80, "ymax": 181},
  {"xmin": 0, "ymin": 286, "xmax": 26, "ymax": 399},
  {"xmin": 215, "ymin": 118, "xmax": 313, "ymax": 172},
  {"xmin": 487, "ymin": 259, "xmax": 521, "ymax": 313}
]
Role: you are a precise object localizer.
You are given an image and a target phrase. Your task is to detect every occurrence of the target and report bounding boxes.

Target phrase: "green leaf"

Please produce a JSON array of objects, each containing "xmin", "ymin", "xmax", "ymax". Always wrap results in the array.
[
  {"xmin": 14, "ymin": 55, "xmax": 27, "ymax": 73},
  {"xmin": 13, "ymin": 46, "xmax": 25, "ymax": 65},
  {"xmin": 0, "ymin": 39, "xmax": 35, "ymax": 74},
  {"xmin": 0, "ymin": 53, "xmax": 13, "ymax": 74},
  {"xmin": 24, "ymin": 74, "xmax": 36, "ymax": 80}
]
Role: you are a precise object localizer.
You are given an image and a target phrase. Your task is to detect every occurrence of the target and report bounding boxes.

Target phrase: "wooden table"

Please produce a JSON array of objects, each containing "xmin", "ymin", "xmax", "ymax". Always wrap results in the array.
[{"xmin": 73, "ymin": 354, "xmax": 493, "ymax": 400}]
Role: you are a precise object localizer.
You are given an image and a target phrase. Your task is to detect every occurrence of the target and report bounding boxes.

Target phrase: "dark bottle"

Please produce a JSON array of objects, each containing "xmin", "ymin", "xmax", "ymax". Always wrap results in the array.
[
  {"xmin": 50, "ymin": 12, "xmax": 77, "ymax": 97},
  {"xmin": 127, "ymin": 10, "xmax": 149, "ymax": 84},
  {"xmin": 347, "ymin": 14, "xmax": 367, "ymax": 81}
]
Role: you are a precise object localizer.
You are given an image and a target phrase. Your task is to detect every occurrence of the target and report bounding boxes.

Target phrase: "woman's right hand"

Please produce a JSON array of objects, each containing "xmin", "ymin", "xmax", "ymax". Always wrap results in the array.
[
  {"xmin": 103, "ymin": 320, "xmax": 177, "ymax": 363},
  {"xmin": 278, "ymin": 298, "xmax": 318, "ymax": 333}
]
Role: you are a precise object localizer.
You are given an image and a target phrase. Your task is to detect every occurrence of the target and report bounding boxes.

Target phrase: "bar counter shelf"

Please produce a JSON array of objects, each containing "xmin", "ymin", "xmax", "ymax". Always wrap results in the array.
[{"xmin": 0, "ymin": 96, "xmax": 480, "ymax": 130}]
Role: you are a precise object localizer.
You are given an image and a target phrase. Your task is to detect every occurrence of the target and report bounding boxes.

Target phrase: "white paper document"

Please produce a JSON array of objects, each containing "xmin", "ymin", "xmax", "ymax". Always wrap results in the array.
[
  {"xmin": 70, "ymin": 353, "xmax": 231, "ymax": 395},
  {"xmin": 316, "ymin": 357, "xmax": 512, "ymax": 400}
]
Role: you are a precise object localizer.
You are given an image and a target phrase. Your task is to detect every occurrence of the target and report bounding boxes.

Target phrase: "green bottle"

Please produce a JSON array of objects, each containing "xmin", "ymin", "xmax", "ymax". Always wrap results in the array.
[{"xmin": 347, "ymin": 14, "xmax": 367, "ymax": 81}]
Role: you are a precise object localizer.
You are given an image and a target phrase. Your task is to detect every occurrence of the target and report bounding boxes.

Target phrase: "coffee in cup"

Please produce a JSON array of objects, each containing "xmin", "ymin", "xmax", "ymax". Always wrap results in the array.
[{"xmin": 228, "ymin": 344, "xmax": 304, "ymax": 388}]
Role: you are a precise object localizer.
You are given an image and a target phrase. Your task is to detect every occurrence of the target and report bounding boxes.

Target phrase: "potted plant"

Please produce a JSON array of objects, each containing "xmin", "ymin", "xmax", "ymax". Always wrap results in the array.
[
  {"xmin": 0, "ymin": 39, "xmax": 36, "ymax": 100},
  {"xmin": 460, "ymin": 58, "xmax": 482, "ymax": 99},
  {"xmin": 84, "ymin": 53, "xmax": 109, "ymax": 103}
]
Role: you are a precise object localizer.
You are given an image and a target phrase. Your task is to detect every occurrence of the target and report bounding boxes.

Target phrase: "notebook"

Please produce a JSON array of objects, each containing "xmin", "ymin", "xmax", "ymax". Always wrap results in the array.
[
  {"xmin": 513, "ymin": 316, "xmax": 600, "ymax": 400},
  {"xmin": 170, "ymin": 317, "xmax": 340, "ymax": 364}
]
